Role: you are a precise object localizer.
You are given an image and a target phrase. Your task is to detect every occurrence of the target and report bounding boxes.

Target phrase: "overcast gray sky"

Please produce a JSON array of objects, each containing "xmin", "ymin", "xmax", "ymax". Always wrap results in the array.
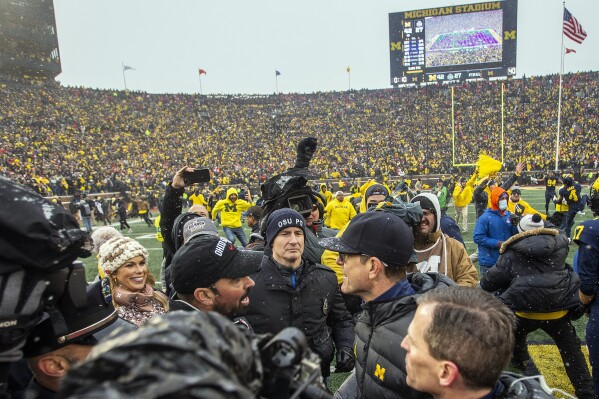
[{"xmin": 53, "ymin": 0, "xmax": 598, "ymax": 94}]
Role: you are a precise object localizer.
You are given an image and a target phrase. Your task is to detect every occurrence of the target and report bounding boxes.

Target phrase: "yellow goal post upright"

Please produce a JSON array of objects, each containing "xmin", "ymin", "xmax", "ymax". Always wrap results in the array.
[{"xmin": 451, "ymin": 82, "xmax": 505, "ymax": 167}]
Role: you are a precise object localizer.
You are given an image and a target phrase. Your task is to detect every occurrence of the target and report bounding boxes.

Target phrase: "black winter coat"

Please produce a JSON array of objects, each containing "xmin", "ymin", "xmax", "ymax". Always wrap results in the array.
[
  {"xmin": 480, "ymin": 227, "xmax": 580, "ymax": 312},
  {"xmin": 168, "ymin": 298, "xmax": 255, "ymax": 335},
  {"xmin": 353, "ymin": 272, "xmax": 455, "ymax": 399},
  {"xmin": 158, "ymin": 183, "xmax": 186, "ymax": 295},
  {"xmin": 245, "ymin": 256, "xmax": 354, "ymax": 375},
  {"xmin": 493, "ymin": 372, "xmax": 555, "ymax": 398},
  {"xmin": 302, "ymin": 222, "xmax": 336, "ymax": 264},
  {"xmin": 159, "ymin": 183, "xmax": 185, "ymax": 262}
]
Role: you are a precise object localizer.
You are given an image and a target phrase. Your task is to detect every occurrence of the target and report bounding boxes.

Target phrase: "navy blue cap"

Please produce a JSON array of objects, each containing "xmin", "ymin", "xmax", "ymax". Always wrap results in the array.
[{"xmin": 319, "ymin": 211, "xmax": 414, "ymax": 266}]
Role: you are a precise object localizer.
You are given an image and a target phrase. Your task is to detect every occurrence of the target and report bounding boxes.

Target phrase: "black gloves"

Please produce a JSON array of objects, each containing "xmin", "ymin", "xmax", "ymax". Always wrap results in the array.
[
  {"xmin": 0, "ymin": 270, "xmax": 46, "ymax": 363},
  {"xmin": 335, "ymin": 347, "xmax": 355, "ymax": 373},
  {"xmin": 294, "ymin": 137, "xmax": 318, "ymax": 169},
  {"xmin": 570, "ymin": 301, "xmax": 591, "ymax": 320}
]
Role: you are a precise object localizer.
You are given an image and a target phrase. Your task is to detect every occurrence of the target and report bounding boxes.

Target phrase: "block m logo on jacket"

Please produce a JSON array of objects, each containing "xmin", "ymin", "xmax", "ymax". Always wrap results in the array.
[
  {"xmin": 374, "ymin": 363, "xmax": 386, "ymax": 381},
  {"xmin": 224, "ymin": 203, "xmax": 237, "ymax": 212}
]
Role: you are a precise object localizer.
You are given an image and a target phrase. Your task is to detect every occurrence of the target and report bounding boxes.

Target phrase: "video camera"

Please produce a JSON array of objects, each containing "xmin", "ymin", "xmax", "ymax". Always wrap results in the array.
[
  {"xmin": 259, "ymin": 327, "xmax": 332, "ymax": 399},
  {"xmin": 258, "ymin": 137, "xmax": 323, "ymax": 237},
  {"xmin": 286, "ymin": 194, "xmax": 315, "ymax": 216},
  {"xmin": 59, "ymin": 311, "xmax": 330, "ymax": 399},
  {"xmin": 0, "ymin": 177, "xmax": 92, "ymax": 373}
]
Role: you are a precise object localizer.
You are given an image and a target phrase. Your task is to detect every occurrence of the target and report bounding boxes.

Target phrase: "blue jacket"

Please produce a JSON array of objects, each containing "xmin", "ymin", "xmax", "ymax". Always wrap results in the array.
[
  {"xmin": 473, "ymin": 208, "xmax": 514, "ymax": 267},
  {"xmin": 575, "ymin": 218, "xmax": 599, "ymax": 296}
]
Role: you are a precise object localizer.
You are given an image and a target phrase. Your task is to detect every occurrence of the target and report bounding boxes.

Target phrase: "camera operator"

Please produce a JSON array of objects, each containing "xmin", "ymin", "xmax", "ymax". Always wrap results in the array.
[
  {"xmin": 10, "ymin": 281, "xmax": 120, "ymax": 399},
  {"xmin": 0, "ymin": 177, "xmax": 99, "ymax": 396},
  {"xmin": 257, "ymin": 137, "xmax": 328, "ymax": 265},
  {"xmin": 60, "ymin": 311, "xmax": 332, "ymax": 399},
  {"xmin": 235, "ymin": 138, "xmax": 353, "ymax": 384}
]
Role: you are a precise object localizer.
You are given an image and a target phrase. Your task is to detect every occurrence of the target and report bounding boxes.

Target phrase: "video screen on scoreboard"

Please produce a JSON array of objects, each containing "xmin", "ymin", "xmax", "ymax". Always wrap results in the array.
[{"xmin": 389, "ymin": 0, "xmax": 517, "ymax": 86}]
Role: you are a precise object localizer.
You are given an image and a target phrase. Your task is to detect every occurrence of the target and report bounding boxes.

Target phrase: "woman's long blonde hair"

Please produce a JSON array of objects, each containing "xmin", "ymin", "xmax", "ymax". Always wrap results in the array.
[{"xmin": 108, "ymin": 268, "xmax": 169, "ymax": 311}]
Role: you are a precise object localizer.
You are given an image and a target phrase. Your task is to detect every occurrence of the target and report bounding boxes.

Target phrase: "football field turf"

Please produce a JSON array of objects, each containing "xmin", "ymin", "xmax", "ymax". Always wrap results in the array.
[
  {"xmin": 81, "ymin": 186, "xmax": 595, "ymax": 395},
  {"xmin": 428, "ymin": 29, "xmax": 501, "ymax": 51}
]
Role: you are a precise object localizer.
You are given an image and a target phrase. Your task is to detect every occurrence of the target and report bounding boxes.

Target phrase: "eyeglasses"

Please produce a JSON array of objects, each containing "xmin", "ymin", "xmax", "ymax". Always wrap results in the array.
[
  {"xmin": 338, "ymin": 253, "xmax": 388, "ymax": 267},
  {"xmin": 338, "ymin": 253, "xmax": 360, "ymax": 263},
  {"xmin": 338, "ymin": 253, "xmax": 371, "ymax": 263}
]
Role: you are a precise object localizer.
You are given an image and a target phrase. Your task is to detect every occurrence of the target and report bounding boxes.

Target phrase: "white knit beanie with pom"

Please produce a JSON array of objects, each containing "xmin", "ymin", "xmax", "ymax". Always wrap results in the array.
[
  {"xmin": 90, "ymin": 226, "xmax": 123, "ymax": 255},
  {"xmin": 517, "ymin": 213, "xmax": 544, "ymax": 233},
  {"xmin": 98, "ymin": 236, "xmax": 148, "ymax": 275}
]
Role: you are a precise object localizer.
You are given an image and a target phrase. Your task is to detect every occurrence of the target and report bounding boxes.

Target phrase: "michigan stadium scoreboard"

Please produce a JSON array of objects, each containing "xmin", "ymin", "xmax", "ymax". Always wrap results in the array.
[
  {"xmin": 389, "ymin": 0, "xmax": 517, "ymax": 86},
  {"xmin": 0, "ymin": 0, "xmax": 62, "ymax": 78}
]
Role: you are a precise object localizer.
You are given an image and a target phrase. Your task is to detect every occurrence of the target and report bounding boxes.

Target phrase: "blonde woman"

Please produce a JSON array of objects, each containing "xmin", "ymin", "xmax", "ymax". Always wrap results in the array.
[{"xmin": 99, "ymin": 236, "xmax": 168, "ymax": 327}]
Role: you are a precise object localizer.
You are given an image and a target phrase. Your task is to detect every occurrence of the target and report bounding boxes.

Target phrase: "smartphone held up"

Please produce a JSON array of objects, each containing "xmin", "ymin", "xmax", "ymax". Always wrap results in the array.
[{"xmin": 183, "ymin": 168, "xmax": 211, "ymax": 185}]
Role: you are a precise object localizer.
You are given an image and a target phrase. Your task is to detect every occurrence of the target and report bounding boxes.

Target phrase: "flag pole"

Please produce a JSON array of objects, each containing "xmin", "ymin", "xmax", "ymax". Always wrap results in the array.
[
  {"xmin": 501, "ymin": 82, "xmax": 505, "ymax": 164},
  {"xmin": 275, "ymin": 73, "xmax": 279, "ymax": 94},
  {"xmin": 555, "ymin": 2, "xmax": 565, "ymax": 172},
  {"xmin": 451, "ymin": 86, "xmax": 455, "ymax": 166},
  {"xmin": 121, "ymin": 62, "xmax": 128, "ymax": 90},
  {"xmin": 198, "ymin": 73, "xmax": 203, "ymax": 95},
  {"xmin": 348, "ymin": 68, "xmax": 351, "ymax": 91}
]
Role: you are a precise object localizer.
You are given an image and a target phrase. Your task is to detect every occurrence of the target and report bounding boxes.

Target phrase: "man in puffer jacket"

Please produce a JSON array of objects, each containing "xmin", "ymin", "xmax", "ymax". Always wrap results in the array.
[
  {"xmin": 322, "ymin": 211, "xmax": 456, "ymax": 399},
  {"xmin": 480, "ymin": 213, "xmax": 593, "ymax": 399}
]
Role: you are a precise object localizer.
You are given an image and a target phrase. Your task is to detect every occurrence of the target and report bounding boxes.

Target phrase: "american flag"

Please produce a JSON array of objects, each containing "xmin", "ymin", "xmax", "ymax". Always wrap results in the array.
[{"xmin": 563, "ymin": 8, "xmax": 587, "ymax": 44}]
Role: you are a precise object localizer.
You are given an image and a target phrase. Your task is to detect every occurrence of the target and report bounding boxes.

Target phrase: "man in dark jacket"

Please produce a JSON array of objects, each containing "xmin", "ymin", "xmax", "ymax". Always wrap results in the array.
[
  {"xmin": 576, "ymin": 187, "xmax": 599, "ymax": 397},
  {"xmin": 299, "ymin": 199, "xmax": 338, "ymax": 267},
  {"xmin": 321, "ymin": 211, "xmax": 455, "ymax": 399},
  {"xmin": 557, "ymin": 174, "xmax": 584, "ymax": 240},
  {"xmin": 480, "ymin": 213, "xmax": 593, "ymax": 399},
  {"xmin": 245, "ymin": 205, "xmax": 264, "ymax": 249},
  {"xmin": 306, "ymin": 200, "xmax": 336, "ymax": 239},
  {"xmin": 116, "ymin": 198, "xmax": 131, "ymax": 232},
  {"xmin": 169, "ymin": 234, "xmax": 262, "ymax": 332},
  {"xmin": 400, "ymin": 286, "xmax": 554, "ymax": 399},
  {"xmin": 78, "ymin": 195, "xmax": 94, "ymax": 232},
  {"xmin": 245, "ymin": 208, "xmax": 355, "ymax": 382},
  {"xmin": 17, "ymin": 282, "xmax": 119, "ymax": 399}
]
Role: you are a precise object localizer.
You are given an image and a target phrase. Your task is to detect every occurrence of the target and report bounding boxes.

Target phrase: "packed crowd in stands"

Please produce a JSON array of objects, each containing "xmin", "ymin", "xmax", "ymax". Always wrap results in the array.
[
  {"xmin": 426, "ymin": 45, "xmax": 502, "ymax": 67},
  {"xmin": 0, "ymin": 71, "xmax": 597, "ymax": 197}
]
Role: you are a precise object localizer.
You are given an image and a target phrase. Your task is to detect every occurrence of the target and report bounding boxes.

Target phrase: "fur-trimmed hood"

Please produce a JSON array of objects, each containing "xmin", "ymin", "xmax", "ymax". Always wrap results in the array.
[{"xmin": 499, "ymin": 227, "xmax": 559, "ymax": 254}]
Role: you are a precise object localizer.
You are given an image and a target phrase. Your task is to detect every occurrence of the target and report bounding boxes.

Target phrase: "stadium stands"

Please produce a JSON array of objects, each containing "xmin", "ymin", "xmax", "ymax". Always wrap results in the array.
[{"xmin": 1, "ymin": 71, "xmax": 597, "ymax": 197}]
